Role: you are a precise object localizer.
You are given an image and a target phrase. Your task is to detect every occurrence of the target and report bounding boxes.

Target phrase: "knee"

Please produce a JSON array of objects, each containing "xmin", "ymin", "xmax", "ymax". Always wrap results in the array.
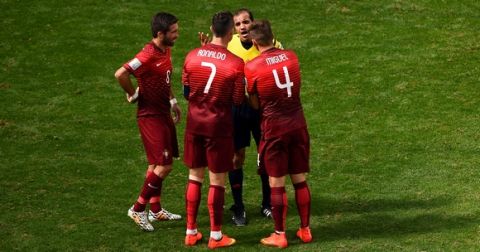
[{"xmin": 154, "ymin": 165, "xmax": 172, "ymax": 178}]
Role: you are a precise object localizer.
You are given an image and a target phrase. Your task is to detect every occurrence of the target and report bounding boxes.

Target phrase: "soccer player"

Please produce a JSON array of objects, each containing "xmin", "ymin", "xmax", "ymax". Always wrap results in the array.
[
  {"xmin": 245, "ymin": 20, "xmax": 312, "ymax": 248},
  {"xmin": 182, "ymin": 11, "xmax": 245, "ymax": 249},
  {"xmin": 200, "ymin": 8, "xmax": 283, "ymax": 226},
  {"xmin": 114, "ymin": 12, "xmax": 182, "ymax": 232}
]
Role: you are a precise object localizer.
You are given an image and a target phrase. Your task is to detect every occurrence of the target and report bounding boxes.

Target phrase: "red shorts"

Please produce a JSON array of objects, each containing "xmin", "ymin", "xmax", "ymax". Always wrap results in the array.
[
  {"xmin": 258, "ymin": 127, "xmax": 310, "ymax": 177},
  {"xmin": 183, "ymin": 133, "xmax": 234, "ymax": 173},
  {"xmin": 137, "ymin": 116, "xmax": 179, "ymax": 166}
]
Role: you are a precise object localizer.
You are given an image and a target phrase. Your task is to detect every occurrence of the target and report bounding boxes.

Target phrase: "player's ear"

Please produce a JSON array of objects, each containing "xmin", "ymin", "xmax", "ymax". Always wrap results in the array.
[
  {"xmin": 157, "ymin": 31, "xmax": 164, "ymax": 39},
  {"xmin": 209, "ymin": 25, "xmax": 214, "ymax": 34}
]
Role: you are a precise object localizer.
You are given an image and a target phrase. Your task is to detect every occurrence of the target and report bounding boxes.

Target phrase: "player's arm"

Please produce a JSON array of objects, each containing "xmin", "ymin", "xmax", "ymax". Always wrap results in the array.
[
  {"xmin": 233, "ymin": 64, "xmax": 246, "ymax": 106},
  {"xmin": 181, "ymin": 59, "xmax": 190, "ymax": 100},
  {"xmin": 114, "ymin": 66, "xmax": 138, "ymax": 103},
  {"xmin": 169, "ymin": 83, "xmax": 181, "ymax": 124},
  {"xmin": 244, "ymin": 65, "xmax": 259, "ymax": 109}
]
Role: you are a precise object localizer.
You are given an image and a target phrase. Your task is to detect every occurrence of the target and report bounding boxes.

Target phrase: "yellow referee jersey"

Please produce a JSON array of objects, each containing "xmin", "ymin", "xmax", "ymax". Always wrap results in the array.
[{"xmin": 227, "ymin": 34, "xmax": 283, "ymax": 62}]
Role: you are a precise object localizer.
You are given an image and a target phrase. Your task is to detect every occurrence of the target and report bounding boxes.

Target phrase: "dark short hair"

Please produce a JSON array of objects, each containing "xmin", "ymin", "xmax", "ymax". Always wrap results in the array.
[
  {"xmin": 151, "ymin": 12, "xmax": 178, "ymax": 38},
  {"xmin": 249, "ymin": 20, "xmax": 274, "ymax": 46},
  {"xmin": 211, "ymin": 11, "xmax": 233, "ymax": 37},
  {"xmin": 233, "ymin": 8, "xmax": 254, "ymax": 21}
]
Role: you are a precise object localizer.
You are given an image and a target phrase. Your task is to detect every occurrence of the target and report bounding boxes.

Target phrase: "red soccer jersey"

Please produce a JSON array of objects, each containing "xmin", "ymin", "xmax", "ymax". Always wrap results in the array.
[
  {"xmin": 182, "ymin": 43, "xmax": 245, "ymax": 137},
  {"xmin": 123, "ymin": 42, "xmax": 173, "ymax": 117},
  {"xmin": 245, "ymin": 48, "xmax": 307, "ymax": 139}
]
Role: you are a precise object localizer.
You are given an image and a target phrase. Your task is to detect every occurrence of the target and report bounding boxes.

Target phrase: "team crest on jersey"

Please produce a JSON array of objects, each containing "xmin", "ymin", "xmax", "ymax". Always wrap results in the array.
[{"xmin": 128, "ymin": 58, "xmax": 142, "ymax": 70}]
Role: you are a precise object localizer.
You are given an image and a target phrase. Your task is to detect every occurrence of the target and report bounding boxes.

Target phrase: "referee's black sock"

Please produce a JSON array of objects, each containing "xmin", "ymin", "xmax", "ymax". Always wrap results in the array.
[
  {"xmin": 229, "ymin": 168, "xmax": 244, "ymax": 210},
  {"xmin": 260, "ymin": 173, "xmax": 271, "ymax": 208}
]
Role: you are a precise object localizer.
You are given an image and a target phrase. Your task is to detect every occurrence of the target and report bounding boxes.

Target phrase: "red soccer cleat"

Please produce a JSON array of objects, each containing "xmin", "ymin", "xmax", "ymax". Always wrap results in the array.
[
  {"xmin": 208, "ymin": 234, "xmax": 236, "ymax": 249},
  {"xmin": 296, "ymin": 227, "xmax": 312, "ymax": 243},
  {"xmin": 260, "ymin": 232, "xmax": 288, "ymax": 248},
  {"xmin": 185, "ymin": 232, "xmax": 203, "ymax": 246}
]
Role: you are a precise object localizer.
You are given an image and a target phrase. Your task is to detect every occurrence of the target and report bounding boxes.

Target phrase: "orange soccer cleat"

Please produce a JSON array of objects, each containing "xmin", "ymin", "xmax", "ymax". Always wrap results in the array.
[
  {"xmin": 185, "ymin": 232, "xmax": 203, "ymax": 246},
  {"xmin": 260, "ymin": 232, "xmax": 288, "ymax": 248},
  {"xmin": 208, "ymin": 234, "xmax": 236, "ymax": 249},
  {"xmin": 296, "ymin": 227, "xmax": 312, "ymax": 243}
]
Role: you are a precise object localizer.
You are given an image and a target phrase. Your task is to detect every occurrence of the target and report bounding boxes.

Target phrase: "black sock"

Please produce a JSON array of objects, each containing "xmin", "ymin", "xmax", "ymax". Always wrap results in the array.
[
  {"xmin": 229, "ymin": 168, "xmax": 244, "ymax": 210},
  {"xmin": 260, "ymin": 173, "xmax": 271, "ymax": 208}
]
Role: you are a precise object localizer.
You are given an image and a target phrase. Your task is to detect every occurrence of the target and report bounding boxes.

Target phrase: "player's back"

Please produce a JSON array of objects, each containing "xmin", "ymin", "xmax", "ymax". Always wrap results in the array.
[
  {"xmin": 245, "ymin": 48, "xmax": 306, "ymax": 139},
  {"xmin": 182, "ymin": 43, "xmax": 245, "ymax": 137}
]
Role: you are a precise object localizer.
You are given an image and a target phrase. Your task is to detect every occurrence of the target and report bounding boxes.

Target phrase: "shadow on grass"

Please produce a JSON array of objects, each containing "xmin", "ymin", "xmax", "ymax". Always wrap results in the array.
[
  {"xmin": 305, "ymin": 195, "xmax": 480, "ymax": 242},
  {"xmin": 314, "ymin": 212, "xmax": 479, "ymax": 241},
  {"xmin": 311, "ymin": 195, "xmax": 452, "ymax": 215}
]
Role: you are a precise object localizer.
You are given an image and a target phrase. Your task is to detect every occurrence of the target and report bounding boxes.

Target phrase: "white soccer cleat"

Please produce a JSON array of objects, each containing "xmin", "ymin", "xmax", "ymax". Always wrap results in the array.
[
  {"xmin": 148, "ymin": 208, "xmax": 182, "ymax": 222},
  {"xmin": 128, "ymin": 206, "xmax": 154, "ymax": 231}
]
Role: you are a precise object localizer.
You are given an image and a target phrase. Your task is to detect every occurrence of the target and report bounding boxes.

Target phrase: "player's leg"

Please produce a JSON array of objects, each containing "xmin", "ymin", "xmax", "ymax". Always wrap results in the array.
[
  {"xmin": 145, "ymin": 165, "xmax": 160, "ymax": 212},
  {"xmin": 185, "ymin": 167, "xmax": 205, "ymax": 246},
  {"xmin": 147, "ymin": 164, "xmax": 181, "ymax": 221},
  {"xmin": 206, "ymin": 137, "xmax": 236, "ymax": 249},
  {"xmin": 230, "ymin": 148, "xmax": 246, "ymax": 225},
  {"xmin": 291, "ymin": 173, "xmax": 312, "ymax": 243},
  {"xmin": 260, "ymin": 138, "xmax": 289, "ymax": 248},
  {"xmin": 208, "ymin": 171, "xmax": 236, "ymax": 249},
  {"xmin": 138, "ymin": 118, "xmax": 180, "ymax": 222},
  {"xmin": 184, "ymin": 133, "xmax": 207, "ymax": 246},
  {"xmin": 229, "ymin": 107, "xmax": 250, "ymax": 226},
  {"xmin": 251, "ymin": 111, "xmax": 271, "ymax": 218},
  {"xmin": 128, "ymin": 117, "xmax": 169, "ymax": 231},
  {"xmin": 289, "ymin": 128, "xmax": 312, "ymax": 243},
  {"xmin": 260, "ymin": 176, "xmax": 288, "ymax": 248}
]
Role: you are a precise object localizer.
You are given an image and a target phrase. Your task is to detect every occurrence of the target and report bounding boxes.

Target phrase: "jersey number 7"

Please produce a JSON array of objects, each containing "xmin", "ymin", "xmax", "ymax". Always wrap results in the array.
[
  {"xmin": 272, "ymin": 66, "xmax": 293, "ymax": 97},
  {"xmin": 201, "ymin": 62, "xmax": 216, "ymax": 94}
]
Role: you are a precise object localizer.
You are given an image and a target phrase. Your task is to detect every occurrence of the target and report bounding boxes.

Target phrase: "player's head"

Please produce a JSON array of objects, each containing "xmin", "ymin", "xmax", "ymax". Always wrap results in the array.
[
  {"xmin": 210, "ymin": 11, "xmax": 234, "ymax": 39},
  {"xmin": 249, "ymin": 20, "xmax": 274, "ymax": 48},
  {"xmin": 233, "ymin": 8, "xmax": 254, "ymax": 42},
  {"xmin": 151, "ymin": 12, "xmax": 179, "ymax": 47}
]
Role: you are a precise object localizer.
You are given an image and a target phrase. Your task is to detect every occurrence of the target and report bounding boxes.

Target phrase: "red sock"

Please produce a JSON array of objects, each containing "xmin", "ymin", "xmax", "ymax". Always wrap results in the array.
[
  {"xmin": 149, "ymin": 196, "xmax": 161, "ymax": 213},
  {"xmin": 133, "ymin": 172, "xmax": 163, "ymax": 212},
  {"xmin": 208, "ymin": 185, "xmax": 225, "ymax": 232},
  {"xmin": 271, "ymin": 187, "xmax": 287, "ymax": 232},
  {"xmin": 144, "ymin": 170, "xmax": 162, "ymax": 213},
  {"xmin": 185, "ymin": 180, "xmax": 202, "ymax": 230},
  {"xmin": 294, "ymin": 181, "xmax": 311, "ymax": 228}
]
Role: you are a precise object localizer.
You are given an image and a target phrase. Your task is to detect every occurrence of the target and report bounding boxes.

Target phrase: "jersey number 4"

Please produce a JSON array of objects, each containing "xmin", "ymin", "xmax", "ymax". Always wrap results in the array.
[
  {"xmin": 272, "ymin": 66, "xmax": 293, "ymax": 97},
  {"xmin": 201, "ymin": 62, "xmax": 216, "ymax": 94}
]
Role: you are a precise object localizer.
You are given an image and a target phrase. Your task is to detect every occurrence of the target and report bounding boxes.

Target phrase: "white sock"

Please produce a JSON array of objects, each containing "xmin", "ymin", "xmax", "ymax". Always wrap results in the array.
[
  {"xmin": 186, "ymin": 229, "xmax": 197, "ymax": 235},
  {"xmin": 210, "ymin": 230, "xmax": 222, "ymax": 240}
]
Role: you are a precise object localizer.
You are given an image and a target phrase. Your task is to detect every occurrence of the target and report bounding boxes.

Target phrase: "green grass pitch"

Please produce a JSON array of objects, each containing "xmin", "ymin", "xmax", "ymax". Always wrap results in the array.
[{"xmin": 1, "ymin": 0, "xmax": 479, "ymax": 251}]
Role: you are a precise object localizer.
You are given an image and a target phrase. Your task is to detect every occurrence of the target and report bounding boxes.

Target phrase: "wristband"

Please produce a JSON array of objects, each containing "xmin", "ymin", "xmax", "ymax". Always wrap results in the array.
[{"xmin": 169, "ymin": 98, "xmax": 177, "ymax": 106}]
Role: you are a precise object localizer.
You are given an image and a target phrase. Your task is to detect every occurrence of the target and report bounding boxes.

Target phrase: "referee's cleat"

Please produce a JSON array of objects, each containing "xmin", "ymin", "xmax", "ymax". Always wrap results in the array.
[
  {"xmin": 261, "ymin": 206, "xmax": 272, "ymax": 218},
  {"xmin": 230, "ymin": 205, "xmax": 247, "ymax": 226}
]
